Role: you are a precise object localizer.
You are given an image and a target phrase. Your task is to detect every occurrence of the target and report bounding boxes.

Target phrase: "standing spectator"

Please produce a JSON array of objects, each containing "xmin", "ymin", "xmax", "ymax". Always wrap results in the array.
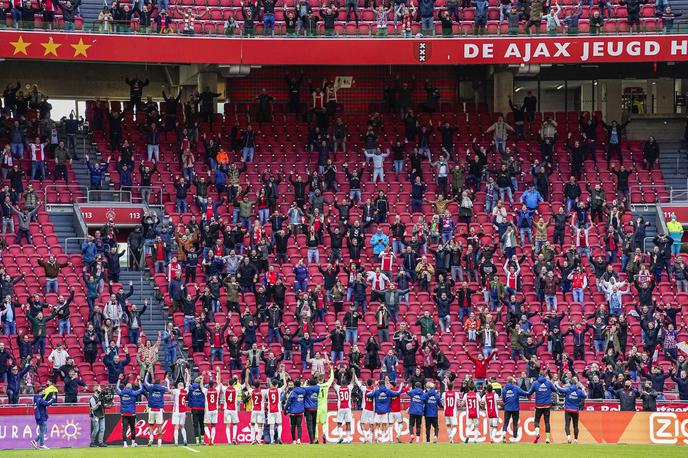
[
  {"xmin": 125, "ymin": 75, "xmax": 149, "ymax": 111},
  {"xmin": 642, "ymin": 136, "xmax": 660, "ymax": 170},
  {"xmin": 104, "ymin": 349, "xmax": 131, "ymax": 384},
  {"xmin": 198, "ymin": 85, "xmax": 222, "ymax": 122},
  {"xmin": 418, "ymin": 0, "xmax": 436, "ymax": 35},
  {"xmin": 85, "ymin": 155, "xmax": 111, "ymax": 191},
  {"xmin": 11, "ymin": 201, "xmax": 41, "ymax": 245},
  {"xmin": 255, "ymin": 89, "xmax": 274, "ymax": 126},
  {"xmin": 48, "ymin": 343, "xmax": 69, "ymax": 383},
  {"xmin": 602, "ymin": 119, "xmax": 631, "ymax": 165},
  {"xmin": 37, "ymin": 256, "xmax": 69, "ymax": 294},
  {"xmin": 486, "ymin": 116, "xmax": 514, "ymax": 155}
]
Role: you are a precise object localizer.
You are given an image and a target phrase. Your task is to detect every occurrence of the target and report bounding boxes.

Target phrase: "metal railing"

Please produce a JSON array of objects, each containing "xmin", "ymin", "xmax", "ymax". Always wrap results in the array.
[
  {"xmin": 43, "ymin": 184, "xmax": 89, "ymax": 208},
  {"xmin": 128, "ymin": 243, "xmax": 146, "ymax": 273},
  {"xmin": 669, "ymin": 188, "xmax": 688, "ymax": 202},
  {"xmin": 44, "ymin": 184, "xmax": 164, "ymax": 206},
  {"xmin": 86, "ymin": 189, "xmax": 132, "ymax": 203},
  {"xmin": 5, "ymin": 14, "xmax": 688, "ymax": 38},
  {"xmin": 64, "ymin": 236, "xmax": 87, "ymax": 254}
]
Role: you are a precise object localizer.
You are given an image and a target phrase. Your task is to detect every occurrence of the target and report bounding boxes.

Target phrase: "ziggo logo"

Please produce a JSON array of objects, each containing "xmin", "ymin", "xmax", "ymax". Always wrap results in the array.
[{"xmin": 650, "ymin": 413, "xmax": 688, "ymax": 444}]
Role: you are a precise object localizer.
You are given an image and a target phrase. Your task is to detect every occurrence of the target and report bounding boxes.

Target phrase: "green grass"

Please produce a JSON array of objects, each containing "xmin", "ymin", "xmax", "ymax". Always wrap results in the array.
[{"xmin": 4, "ymin": 444, "xmax": 688, "ymax": 457}]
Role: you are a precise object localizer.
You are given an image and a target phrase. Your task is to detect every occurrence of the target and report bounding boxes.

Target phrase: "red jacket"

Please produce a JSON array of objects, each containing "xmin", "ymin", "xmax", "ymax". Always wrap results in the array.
[{"xmin": 468, "ymin": 352, "xmax": 494, "ymax": 379}]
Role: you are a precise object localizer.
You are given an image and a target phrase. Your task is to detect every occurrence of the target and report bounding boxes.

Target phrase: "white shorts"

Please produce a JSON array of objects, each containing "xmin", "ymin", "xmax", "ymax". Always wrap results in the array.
[
  {"xmin": 389, "ymin": 412, "xmax": 403, "ymax": 423},
  {"xmin": 336, "ymin": 409, "xmax": 353, "ymax": 424},
  {"xmin": 467, "ymin": 417, "xmax": 479, "ymax": 428},
  {"xmin": 224, "ymin": 410, "xmax": 239, "ymax": 424},
  {"xmin": 488, "ymin": 417, "xmax": 499, "ymax": 427},
  {"xmin": 251, "ymin": 411, "xmax": 265, "ymax": 425},
  {"xmin": 172, "ymin": 412, "xmax": 187, "ymax": 425},
  {"xmin": 147, "ymin": 409, "xmax": 163, "ymax": 425},
  {"xmin": 268, "ymin": 412, "xmax": 283, "ymax": 425},
  {"xmin": 361, "ymin": 410, "xmax": 375, "ymax": 424},
  {"xmin": 374, "ymin": 413, "xmax": 389, "ymax": 424},
  {"xmin": 445, "ymin": 415, "xmax": 457, "ymax": 426},
  {"xmin": 204, "ymin": 410, "xmax": 218, "ymax": 424}
]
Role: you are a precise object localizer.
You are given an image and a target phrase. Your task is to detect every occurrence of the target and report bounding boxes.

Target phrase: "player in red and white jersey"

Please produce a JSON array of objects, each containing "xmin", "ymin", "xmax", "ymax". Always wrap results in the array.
[
  {"xmin": 481, "ymin": 384, "xmax": 500, "ymax": 443},
  {"xmin": 245, "ymin": 369, "xmax": 269, "ymax": 445},
  {"xmin": 442, "ymin": 383, "xmax": 460, "ymax": 444},
  {"xmin": 200, "ymin": 369, "xmax": 221, "ymax": 445},
  {"xmin": 170, "ymin": 374, "xmax": 190, "ymax": 447},
  {"xmin": 219, "ymin": 375, "xmax": 243, "ymax": 445},
  {"xmin": 462, "ymin": 388, "xmax": 481, "ymax": 444},
  {"xmin": 333, "ymin": 369, "xmax": 357, "ymax": 443},
  {"xmin": 355, "ymin": 377, "xmax": 376, "ymax": 443},
  {"xmin": 388, "ymin": 380, "xmax": 407, "ymax": 444},
  {"xmin": 266, "ymin": 378, "xmax": 285, "ymax": 445}
]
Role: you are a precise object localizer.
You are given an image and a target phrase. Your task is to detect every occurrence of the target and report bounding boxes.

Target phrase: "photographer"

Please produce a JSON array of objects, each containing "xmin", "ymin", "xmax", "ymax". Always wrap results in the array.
[{"xmin": 89, "ymin": 385, "xmax": 107, "ymax": 447}]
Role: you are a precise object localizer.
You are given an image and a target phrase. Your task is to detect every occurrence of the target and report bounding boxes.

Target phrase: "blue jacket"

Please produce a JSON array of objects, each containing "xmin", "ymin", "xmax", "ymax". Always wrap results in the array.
[
  {"xmin": 293, "ymin": 265, "xmax": 309, "ymax": 282},
  {"xmin": 188, "ymin": 383, "xmax": 206, "ymax": 409},
  {"xmin": 104, "ymin": 354, "xmax": 131, "ymax": 384},
  {"xmin": 64, "ymin": 376, "xmax": 87, "ymax": 397},
  {"xmin": 33, "ymin": 394, "xmax": 56, "ymax": 423},
  {"xmin": 557, "ymin": 385, "xmax": 586, "ymax": 412},
  {"xmin": 407, "ymin": 388, "xmax": 425, "ymax": 416},
  {"xmin": 474, "ymin": 0, "xmax": 488, "ymax": 18},
  {"xmin": 422, "ymin": 389, "xmax": 442, "ymax": 417},
  {"xmin": 516, "ymin": 209, "xmax": 536, "ymax": 228},
  {"xmin": 7, "ymin": 365, "xmax": 30, "ymax": 393},
  {"xmin": 367, "ymin": 385, "xmax": 401, "ymax": 414},
  {"xmin": 87, "ymin": 160, "xmax": 109, "ymax": 187},
  {"xmin": 520, "ymin": 188, "xmax": 543, "ymax": 210},
  {"xmin": 352, "ymin": 281, "xmax": 367, "ymax": 301},
  {"xmin": 286, "ymin": 387, "xmax": 306, "ymax": 414},
  {"xmin": 304, "ymin": 385, "xmax": 320, "ymax": 410},
  {"xmin": 214, "ymin": 169, "xmax": 227, "ymax": 186},
  {"xmin": 169, "ymin": 278, "xmax": 185, "ymax": 300},
  {"xmin": 116, "ymin": 164, "xmax": 133, "ymax": 188},
  {"xmin": 370, "ymin": 232, "xmax": 389, "ymax": 256},
  {"xmin": 143, "ymin": 379, "xmax": 168, "ymax": 409},
  {"xmin": 529, "ymin": 376, "xmax": 557, "ymax": 407},
  {"xmin": 294, "ymin": 336, "xmax": 326, "ymax": 358},
  {"xmin": 502, "ymin": 382, "xmax": 530, "ymax": 411},
  {"xmin": 116, "ymin": 382, "xmax": 144, "ymax": 414},
  {"xmin": 418, "ymin": 0, "xmax": 435, "ymax": 18},
  {"xmin": 81, "ymin": 241, "xmax": 98, "ymax": 264}
]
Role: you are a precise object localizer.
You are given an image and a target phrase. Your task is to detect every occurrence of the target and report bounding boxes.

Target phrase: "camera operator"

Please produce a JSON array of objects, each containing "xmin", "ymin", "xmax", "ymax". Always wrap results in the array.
[{"xmin": 89, "ymin": 385, "xmax": 107, "ymax": 447}]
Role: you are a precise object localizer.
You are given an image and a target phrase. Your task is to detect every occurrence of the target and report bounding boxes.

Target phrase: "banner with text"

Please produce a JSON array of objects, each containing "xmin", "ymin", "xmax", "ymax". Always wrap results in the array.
[
  {"xmin": 0, "ymin": 414, "xmax": 91, "ymax": 450},
  {"xmin": 4, "ymin": 31, "xmax": 688, "ymax": 65}
]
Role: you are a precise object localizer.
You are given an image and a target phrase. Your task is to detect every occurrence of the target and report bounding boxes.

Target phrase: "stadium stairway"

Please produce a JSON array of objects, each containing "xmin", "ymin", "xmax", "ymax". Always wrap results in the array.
[
  {"xmin": 79, "ymin": 0, "xmax": 106, "ymax": 27},
  {"xmin": 117, "ymin": 270, "xmax": 168, "ymax": 339},
  {"xmin": 630, "ymin": 207, "xmax": 659, "ymax": 251},
  {"xmin": 658, "ymin": 141, "xmax": 688, "ymax": 198},
  {"xmin": 68, "ymin": 131, "xmax": 105, "ymax": 196},
  {"xmin": 49, "ymin": 212, "xmax": 82, "ymax": 254},
  {"xmin": 626, "ymin": 116, "xmax": 685, "ymax": 142}
]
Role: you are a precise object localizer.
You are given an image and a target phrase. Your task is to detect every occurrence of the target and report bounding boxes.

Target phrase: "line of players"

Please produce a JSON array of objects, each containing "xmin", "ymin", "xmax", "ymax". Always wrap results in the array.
[{"xmin": 115, "ymin": 366, "xmax": 587, "ymax": 446}]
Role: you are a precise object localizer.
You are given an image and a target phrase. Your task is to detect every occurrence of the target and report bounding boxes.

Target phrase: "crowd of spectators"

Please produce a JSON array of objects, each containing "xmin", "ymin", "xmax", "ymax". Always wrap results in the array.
[{"xmin": 0, "ymin": 72, "xmax": 686, "ymax": 412}]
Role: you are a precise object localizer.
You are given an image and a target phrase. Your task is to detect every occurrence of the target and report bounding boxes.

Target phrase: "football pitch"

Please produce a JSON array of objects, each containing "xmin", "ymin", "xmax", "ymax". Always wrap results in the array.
[{"xmin": 4, "ymin": 444, "xmax": 687, "ymax": 457}]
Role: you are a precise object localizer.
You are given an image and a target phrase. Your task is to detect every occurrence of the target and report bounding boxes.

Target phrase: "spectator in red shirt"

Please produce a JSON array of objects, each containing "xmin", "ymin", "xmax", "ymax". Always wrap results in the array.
[{"xmin": 467, "ymin": 351, "xmax": 495, "ymax": 387}]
